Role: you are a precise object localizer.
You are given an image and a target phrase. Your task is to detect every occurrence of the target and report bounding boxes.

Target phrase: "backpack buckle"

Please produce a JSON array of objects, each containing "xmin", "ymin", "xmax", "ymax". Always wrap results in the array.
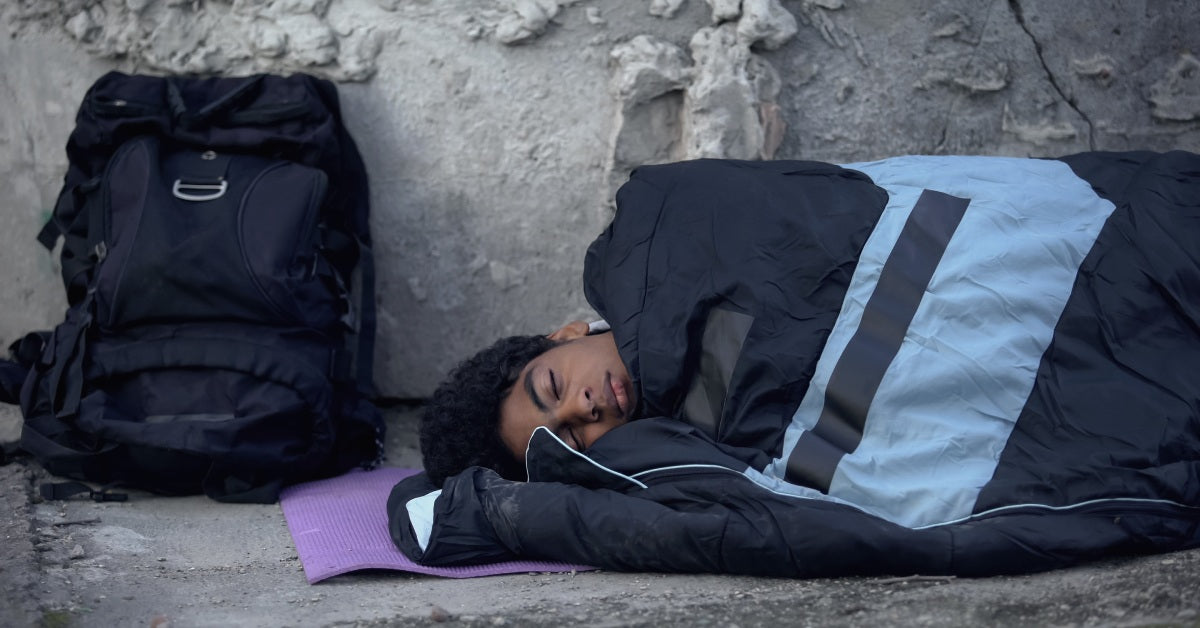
[{"xmin": 172, "ymin": 179, "xmax": 228, "ymax": 202}]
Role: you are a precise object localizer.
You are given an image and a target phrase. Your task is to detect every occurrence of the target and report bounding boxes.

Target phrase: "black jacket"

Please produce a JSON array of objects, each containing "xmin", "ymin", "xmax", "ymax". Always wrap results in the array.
[{"xmin": 390, "ymin": 153, "xmax": 1200, "ymax": 576}]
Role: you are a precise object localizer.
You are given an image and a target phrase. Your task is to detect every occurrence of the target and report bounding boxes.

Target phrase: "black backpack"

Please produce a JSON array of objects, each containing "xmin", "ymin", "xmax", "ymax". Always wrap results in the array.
[{"xmin": 3, "ymin": 71, "xmax": 384, "ymax": 502}]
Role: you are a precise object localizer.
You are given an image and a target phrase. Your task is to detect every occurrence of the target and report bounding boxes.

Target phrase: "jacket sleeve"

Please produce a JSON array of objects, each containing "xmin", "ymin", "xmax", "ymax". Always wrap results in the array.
[
  {"xmin": 388, "ymin": 466, "xmax": 732, "ymax": 571},
  {"xmin": 389, "ymin": 466, "xmax": 958, "ymax": 576}
]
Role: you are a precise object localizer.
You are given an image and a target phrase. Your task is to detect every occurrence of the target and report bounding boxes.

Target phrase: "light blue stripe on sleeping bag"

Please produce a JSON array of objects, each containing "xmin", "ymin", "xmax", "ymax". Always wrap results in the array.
[{"xmin": 760, "ymin": 155, "xmax": 1116, "ymax": 528}]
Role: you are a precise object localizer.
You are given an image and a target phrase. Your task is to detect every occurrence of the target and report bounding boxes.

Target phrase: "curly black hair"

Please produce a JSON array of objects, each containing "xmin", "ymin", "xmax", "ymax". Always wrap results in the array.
[{"xmin": 419, "ymin": 334, "xmax": 559, "ymax": 486}]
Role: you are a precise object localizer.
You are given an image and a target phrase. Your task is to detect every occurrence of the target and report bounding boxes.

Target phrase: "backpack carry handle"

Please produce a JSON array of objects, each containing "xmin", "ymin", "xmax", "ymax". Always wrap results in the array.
[
  {"xmin": 167, "ymin": 75, "xmax": 267, "ymax": 129},
  {"xmin": 172, "ymin": 179, "xmax": 227, "ymax": 201}
]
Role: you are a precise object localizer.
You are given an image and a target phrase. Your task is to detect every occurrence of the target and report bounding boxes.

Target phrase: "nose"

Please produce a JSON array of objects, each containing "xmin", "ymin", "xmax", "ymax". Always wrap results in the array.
[{"xmin": 557, "ymin": 386, "xmax": 599, "ymax": 424}]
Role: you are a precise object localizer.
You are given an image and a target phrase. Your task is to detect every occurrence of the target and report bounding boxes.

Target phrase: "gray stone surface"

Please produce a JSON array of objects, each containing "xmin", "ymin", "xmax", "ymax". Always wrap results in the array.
[{"xmin": 1, "ymin": 0, "xmax": 1198, "ymax": 399}]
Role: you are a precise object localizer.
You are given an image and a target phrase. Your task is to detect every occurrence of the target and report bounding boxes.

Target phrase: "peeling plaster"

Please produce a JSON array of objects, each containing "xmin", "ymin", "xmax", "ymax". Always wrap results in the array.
[
  {"xmin": 604, "ymin": 0, "xmax": 796, "ymax": 204},
  {"xmin": 737, "ymin": 0, "xmax": 798, "ymax": 51},
  {"xmin": 933, "ymin": 13, "xmax": 971, "ymax": 39},
  {"xmin": 917, "ymin": 59, "xmax": 1010, "ymax": 94},
  {"xmin": 705, "ymin": 0, "xmax": 741, "ymax": 24},
  {"xmin": 791, "ymin": 0, "xmax": 862, "ymax": 64},
  {"xmin": 3, "ymin": 0, "xmax": 1196, "ymax": 398},
  {"xmin": 6, "ymin": 0, "xmax": 385, "ymax": 81},
  {"xmin": 494, "ymin": 0, "xmax": 563, "ymax": 45},
  {"xmin": 1148, "ymin": 54, "xmax": 1200, "ymax": 122},
  {"xmin": 469, "ymin": 0, "xmax": 595, "ymax": 46},
  {"xmin": 1071, "ymin": 54, "xmax": 1116, "ymax": 88},
  {"xmin": 1001, "ymin": 103, "xmax": 1077, "ymax": 145},
  {"xmin": 648, "ymin": 0, "xmax": 687, "ymax": 19}
]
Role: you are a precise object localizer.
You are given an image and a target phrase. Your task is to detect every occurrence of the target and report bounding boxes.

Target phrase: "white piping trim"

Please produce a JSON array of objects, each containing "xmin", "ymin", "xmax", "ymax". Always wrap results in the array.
[
  {"xmin": 739, "ymin": 467, "xmax": 1199, "ymax": 529},
  {"xmin": 526, "ymin": 430, "xmax": 1198, "ymax": 528},
  {"xmin": 630, "ymin": 464, "xmax": 741, "ymax": 479},
  {"xmin": 525, "ymin": 426, "xmax": 648, "ymax": 489},
  {"xmin": 910, "ymin": 496, "xmax": 1200, "ymax": 530}
]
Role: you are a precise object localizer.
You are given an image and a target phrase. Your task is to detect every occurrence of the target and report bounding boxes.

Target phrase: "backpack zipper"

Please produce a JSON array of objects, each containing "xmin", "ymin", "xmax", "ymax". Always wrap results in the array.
[
  {"xmin": 237, "ymin": 160, "xmax": 331, "ymax": 328},
  {"xmin": 227, "ymin": 102, "xmax": 312, "ymax": 126},
  {"xmin": 91, "ymin": 96, "xmax": 160, "ymax": 118}
]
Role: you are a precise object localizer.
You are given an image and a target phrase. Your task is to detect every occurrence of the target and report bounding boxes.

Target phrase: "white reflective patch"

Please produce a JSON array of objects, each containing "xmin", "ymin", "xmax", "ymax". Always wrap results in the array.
[
  {"xmin": 406, "ymin": 489, "xmax": 442, "ymax": 552},
  {"xmin": 768, "ymin": 156, "xmax": 1116, "ymax": 528}
]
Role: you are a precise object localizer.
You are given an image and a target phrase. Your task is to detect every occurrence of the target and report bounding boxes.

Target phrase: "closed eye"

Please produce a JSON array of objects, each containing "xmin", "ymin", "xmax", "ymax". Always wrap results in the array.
[{"xmin": 549, "ymin": 369, "xmax": 560, "ymax": 400}]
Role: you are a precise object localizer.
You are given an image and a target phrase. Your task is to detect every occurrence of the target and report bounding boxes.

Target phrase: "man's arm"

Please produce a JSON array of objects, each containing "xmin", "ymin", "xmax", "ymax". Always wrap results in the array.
[
  {"xmin": 390, "ymin": 466, "xmax": 1200, "ymax": 577},
  {"xmin": 389, "ymin": 466, "xmax": 953, "ymax": 576}
]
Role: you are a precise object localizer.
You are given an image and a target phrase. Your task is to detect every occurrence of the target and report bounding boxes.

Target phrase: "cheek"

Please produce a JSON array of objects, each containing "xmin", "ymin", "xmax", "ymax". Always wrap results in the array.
[
  {"xmin": 498, "ymin": 423, "xmax": 520, "ymax": 453},
  {"xmin": 498, "ymin": 404, "xmax": 531, "ymax": 454}
]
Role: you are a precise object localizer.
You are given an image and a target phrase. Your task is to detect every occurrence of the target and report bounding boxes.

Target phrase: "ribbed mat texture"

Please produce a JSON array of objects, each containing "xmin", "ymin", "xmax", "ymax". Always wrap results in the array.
[{"xmin": 280, "ymin": 467, "xmax": 593, "ymax": 583}]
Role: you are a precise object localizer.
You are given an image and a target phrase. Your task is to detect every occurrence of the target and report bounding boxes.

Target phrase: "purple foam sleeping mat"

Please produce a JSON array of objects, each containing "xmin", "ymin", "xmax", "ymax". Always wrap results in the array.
[{"xmin": 280, "ymin": 467, "xmax": 593, "ymax": 583}]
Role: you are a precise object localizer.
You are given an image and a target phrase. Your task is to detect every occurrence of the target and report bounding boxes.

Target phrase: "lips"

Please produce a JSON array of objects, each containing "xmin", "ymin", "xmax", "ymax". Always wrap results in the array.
[{"xmin": 606, "ymin": 372, "xmax": 631, "ymax": 418}]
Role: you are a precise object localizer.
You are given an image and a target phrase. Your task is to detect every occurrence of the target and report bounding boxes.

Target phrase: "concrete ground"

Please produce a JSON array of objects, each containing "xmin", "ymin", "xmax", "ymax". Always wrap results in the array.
[{"xmin": 1, "ymin": 405, "xmax": 1198, "ymax": 628}]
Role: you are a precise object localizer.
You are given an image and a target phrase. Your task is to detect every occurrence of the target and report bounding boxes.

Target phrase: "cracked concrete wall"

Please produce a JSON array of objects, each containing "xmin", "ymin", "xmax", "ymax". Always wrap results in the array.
[{"xmin": 1, "ymin": 0, "xmax": 1197, "ymax": 398}]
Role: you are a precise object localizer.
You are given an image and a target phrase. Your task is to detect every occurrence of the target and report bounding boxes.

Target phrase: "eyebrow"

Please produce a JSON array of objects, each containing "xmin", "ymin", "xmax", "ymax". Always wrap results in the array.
[{"xmin": 524, "ymin": 368, "xmax": 549, "ymax": 413}]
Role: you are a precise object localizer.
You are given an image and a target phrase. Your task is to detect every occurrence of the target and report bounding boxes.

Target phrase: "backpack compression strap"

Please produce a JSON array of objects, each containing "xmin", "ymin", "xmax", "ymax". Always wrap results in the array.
[{"xmin": 39, "ymin": 481, "xmax": 128, "ymax": 502}]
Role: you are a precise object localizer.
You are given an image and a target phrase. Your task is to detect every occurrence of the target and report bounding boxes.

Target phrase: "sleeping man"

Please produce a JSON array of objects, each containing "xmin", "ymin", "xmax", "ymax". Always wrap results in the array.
[{"xmin": 390, "ymin": 152, "xmax": 1200, "ymax": 577}]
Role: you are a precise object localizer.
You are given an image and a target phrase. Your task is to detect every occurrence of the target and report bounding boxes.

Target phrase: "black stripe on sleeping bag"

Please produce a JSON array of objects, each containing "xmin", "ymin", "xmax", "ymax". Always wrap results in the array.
[{"xmin": 786, "ymin": 189, "xmax": 970, "ymax": 492}]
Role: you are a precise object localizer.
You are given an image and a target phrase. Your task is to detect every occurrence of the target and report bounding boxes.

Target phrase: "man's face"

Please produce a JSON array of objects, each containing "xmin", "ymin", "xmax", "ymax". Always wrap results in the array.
[{"xmin": 498, "ymin": 324, "xmax": 637, "ymax": 463}]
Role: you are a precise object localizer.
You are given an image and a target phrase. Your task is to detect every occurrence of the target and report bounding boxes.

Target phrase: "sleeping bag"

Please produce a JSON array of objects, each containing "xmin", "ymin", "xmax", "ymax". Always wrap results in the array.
[{"xmin": 388, "ymin": 151, "xmax": 1200, "ymax": 576}]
